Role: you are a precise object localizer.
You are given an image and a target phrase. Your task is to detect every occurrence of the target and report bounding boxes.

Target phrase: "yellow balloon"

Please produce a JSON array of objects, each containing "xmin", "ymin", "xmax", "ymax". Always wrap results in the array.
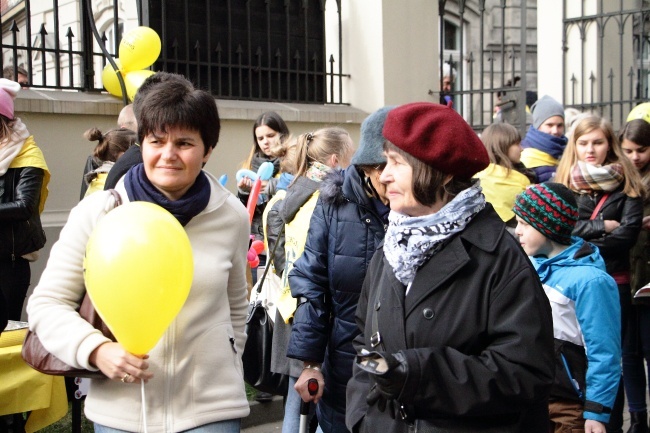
[
  {"xmin": 84, "ymin": 202, "xmax": 193, "ymax": 355},
  {"xmin": 627, "ymin": 102, "xmax": 650, "ymax": 123},
  {"xmin": 102, "ymin": 59, "xmax": 124, "ymax": 97},
  {"xmin": 119, "ymin": 27, "xmax": 162, "ymax": 72},
  {"xmin": 124, "ymin": 69, "xmax": 155, "ymax": 101}
]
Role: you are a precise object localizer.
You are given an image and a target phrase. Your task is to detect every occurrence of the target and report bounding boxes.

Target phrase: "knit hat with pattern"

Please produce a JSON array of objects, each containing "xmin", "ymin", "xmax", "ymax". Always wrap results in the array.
[{"xmin": 512, "ymin": 182, "xmax": 578, "ymax": 245}]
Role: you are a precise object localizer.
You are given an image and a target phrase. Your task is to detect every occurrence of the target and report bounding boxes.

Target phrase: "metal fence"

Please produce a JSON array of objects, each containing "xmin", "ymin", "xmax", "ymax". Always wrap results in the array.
[
  {"xmin": 0, "ymin": 0, "xmax": 348, "ymax": 104},
  {"xmin": 438, "ymin": 0, "xmax": 535, "ymax": 134},
  {"xmin": 562, "ymin": 0, "xmax": 650, "ymax": 130}
]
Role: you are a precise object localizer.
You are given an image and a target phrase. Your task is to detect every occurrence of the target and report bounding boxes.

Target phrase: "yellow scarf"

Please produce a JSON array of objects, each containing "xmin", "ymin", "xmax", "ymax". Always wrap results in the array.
[
  {"xmin": 9, "ymin": 136, "xmax": 50, "ymax": 214},
  {"xmin": 520, "ymin": 147, "xmax": 559, "ymax": 169}
]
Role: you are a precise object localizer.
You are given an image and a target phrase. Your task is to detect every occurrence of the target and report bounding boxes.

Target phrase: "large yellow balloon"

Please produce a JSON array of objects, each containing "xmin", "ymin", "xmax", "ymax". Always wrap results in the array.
[
  {"xmin": 125, "ymin": 69, "xmax": 155, "ymax": 101},
  {"xmin": 102, "ymin": 59, "xmax": 124, "ymax": 97},
  {"xmin": 627, "ymin": 102, "xmax": 650, "ymax": 123},
  {"xmin": 119, "ymin": 27, "xmax": 161, "ymax": 72},
  {"xmin": 84, "ymin": 202, "xmax": 193, "ymax": 355}
]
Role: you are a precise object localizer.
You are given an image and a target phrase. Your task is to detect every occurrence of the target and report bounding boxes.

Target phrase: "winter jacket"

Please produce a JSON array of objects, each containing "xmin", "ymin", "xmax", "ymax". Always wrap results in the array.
[
  {"xmin": 572, "ymin": 187, "xmax": 643, "ymax": 275},
  {"xmin": 0, "ymin": 166, "xmax": 46, "ymax": 260},
  {"xmin": 530, "ymin": 237, "xmax": 621, "ymax": 423},
  {"xmin": 474, "ymin": 163, "xmax": 531, "ymax": 222},
  {"xmin": 267, "ymin": 175, "xmax": 320, "ymax": 378},
  {"xmin": 287, "ymin": 168, "xmax": 388, "ymax": 431},
  {"xmin": 630, "ymin": 198, "xmax": 650, "ymax": 304},
  {"xmin": 27, "ymin": 172, "xmax": 251, "ymax": 432},
  {"xmin": 346, "ymin": 205, "xmax": 554, "ymax": 433}
]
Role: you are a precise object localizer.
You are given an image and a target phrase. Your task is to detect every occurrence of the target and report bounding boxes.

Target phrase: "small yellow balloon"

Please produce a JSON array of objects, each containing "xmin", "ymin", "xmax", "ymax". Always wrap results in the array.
[
  {"xmin": 101, "ymin": 59, "xmax": 124, "ymax": 97},
  {"xmin": 84, "ymin": 201, "xmax": 193, "ymax": 355},
  {"xmin": 627, "ymin": 102, "xmax": 650, "ymax": 123},
  {"xmin": 125, "ymin": 69, "xmax": 155, "ymax": 101},
  {"xmin": 119, "ymin": 27, "xmax": 162, "ymax": 72}
]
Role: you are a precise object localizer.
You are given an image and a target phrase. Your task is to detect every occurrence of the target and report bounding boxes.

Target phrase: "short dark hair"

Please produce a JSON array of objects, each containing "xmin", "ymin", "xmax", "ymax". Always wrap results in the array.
[
  {"xmin": 384, "ymin": 141, "xmax": 472, "ymax": 206},
  {"xmin": 136, "ymin": 72, "xmax": 220, "ymax": 155}
]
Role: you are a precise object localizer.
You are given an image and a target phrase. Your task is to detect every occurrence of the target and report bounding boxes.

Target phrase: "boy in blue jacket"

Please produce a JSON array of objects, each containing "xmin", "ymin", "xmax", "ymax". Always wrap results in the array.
[{"xmin": 513, "ymin": 182, "xmax": 621, "ymax": 433}]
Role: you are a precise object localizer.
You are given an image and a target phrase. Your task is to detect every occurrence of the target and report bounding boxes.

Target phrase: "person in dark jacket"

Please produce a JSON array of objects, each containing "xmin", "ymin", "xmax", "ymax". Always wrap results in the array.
[
  {"xmin": 555, "ymin": 115, "xmax": 645, "ymax": 433},
  {"xmin": 346, "ymin": 102, "xmax": 554, "ymax": 433},
  {"xmin": 287, "ymin": 107, "xmax": 393, "ymax": 433},
  {"xmin": 0, "ymin": 78, "xmax": 49, "ymax": 321}
]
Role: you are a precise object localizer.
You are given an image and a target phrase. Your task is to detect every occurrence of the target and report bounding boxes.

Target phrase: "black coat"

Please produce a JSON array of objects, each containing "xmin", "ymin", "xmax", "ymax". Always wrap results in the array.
[
  {"xmin": 346, "ymin": 206, "xmax": 554, "ymax": 433},
  {"xmin": 572, "ymin": 188, "xmax": 643, "ymax": 275},
  {"xmin": 0, "ymin": 167, "xmax": 46, "ymax": 259},
  {"xmin": 287, "ymin": 168, "xmax": 388, "ymax": 429}
]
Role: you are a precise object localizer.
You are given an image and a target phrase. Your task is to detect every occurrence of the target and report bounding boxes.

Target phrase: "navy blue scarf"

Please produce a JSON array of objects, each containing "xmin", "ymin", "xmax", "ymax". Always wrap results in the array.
[
  {"xmin": 124, "ymin": 163, "xmax": 210, "ymax": 226},
  {"xmin": 521, "ymin": 126, "xmax": 568, "ymax": 160}
]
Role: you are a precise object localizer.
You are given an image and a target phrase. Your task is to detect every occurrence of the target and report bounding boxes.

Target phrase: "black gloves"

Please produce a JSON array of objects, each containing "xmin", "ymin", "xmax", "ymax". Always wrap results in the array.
[{"xmin": 357, "ymin": 351, "xmax": 409, "ymax": 409}]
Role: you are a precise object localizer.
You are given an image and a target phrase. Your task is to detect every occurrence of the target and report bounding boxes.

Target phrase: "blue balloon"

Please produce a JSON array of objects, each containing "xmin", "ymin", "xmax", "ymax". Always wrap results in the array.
[
  {"xmin": 235, "ymin": 169, "xmax": 258, "ymax": 183},
  {"xmin": 257, "ymin": 162, "xmax": 275, "ymax": 181},
  {"xmin": 218, "ymin": 174, "xmax": 228, "ymax": 186}
]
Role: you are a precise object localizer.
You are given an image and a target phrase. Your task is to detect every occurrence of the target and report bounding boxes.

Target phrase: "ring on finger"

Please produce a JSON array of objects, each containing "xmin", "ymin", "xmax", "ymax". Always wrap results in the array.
[{"xmin": 121, "ymin": 373, "xmax": 130, "ymax": 383}]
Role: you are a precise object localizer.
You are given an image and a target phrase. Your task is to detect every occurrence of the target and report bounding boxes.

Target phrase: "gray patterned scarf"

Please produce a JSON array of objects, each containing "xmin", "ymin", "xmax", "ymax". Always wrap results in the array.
[{"xmin": 384, "ymin": 182, "xmax": 485, "ymax": 287}]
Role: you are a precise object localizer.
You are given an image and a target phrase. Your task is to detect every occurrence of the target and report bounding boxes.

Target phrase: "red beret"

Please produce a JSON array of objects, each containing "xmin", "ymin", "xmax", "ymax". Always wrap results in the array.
[{"xmin": 382, "ymin": 102, "xmax": 489, "ymax": 179}]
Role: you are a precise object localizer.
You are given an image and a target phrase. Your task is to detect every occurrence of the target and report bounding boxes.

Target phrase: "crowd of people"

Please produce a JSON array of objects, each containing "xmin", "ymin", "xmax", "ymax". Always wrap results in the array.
[{"xmin": 2, "ymin": 68, "xmax": 650, "ymax": 433}]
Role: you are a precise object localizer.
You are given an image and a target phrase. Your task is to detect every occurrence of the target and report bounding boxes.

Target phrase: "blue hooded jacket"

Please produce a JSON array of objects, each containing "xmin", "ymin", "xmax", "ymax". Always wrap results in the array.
[{"xmin": 530, "ymin": 237, "xmax": 621, "ymax": 423}]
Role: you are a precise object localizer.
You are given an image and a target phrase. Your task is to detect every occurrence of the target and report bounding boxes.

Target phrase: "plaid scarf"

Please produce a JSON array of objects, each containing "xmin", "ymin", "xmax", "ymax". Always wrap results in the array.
[
  {"xmin": 383, "ymin": 182, "xmax": 485, "ymax": 287},
  {"xmin": 569, "ymin": 161, "xmax": 624, "ymax": 193}
]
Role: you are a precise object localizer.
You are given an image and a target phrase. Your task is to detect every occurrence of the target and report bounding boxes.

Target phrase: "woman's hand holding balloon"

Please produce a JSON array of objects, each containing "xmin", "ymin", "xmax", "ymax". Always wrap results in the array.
[
  {"xmin": 237, "ymin": 176, "xmax": 253, "ymax": 192},
  {"xmin": 89, "ymin": 342, "xmax": 154, "ymax": 384}
]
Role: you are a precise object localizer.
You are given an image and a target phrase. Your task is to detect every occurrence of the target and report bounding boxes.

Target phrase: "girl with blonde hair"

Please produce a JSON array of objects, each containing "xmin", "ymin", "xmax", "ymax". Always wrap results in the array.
[
  {"xmin": 264, "ymin": 127, "xmax": 353, "ymax": 433},
  {"xmin": 555, "ymin": 114, "xmax": 644, "ymax": 432}
]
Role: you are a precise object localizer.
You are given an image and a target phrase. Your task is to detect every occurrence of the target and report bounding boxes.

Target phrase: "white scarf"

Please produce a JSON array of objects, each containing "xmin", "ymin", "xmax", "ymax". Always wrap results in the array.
[
  {"xmin": 0, "ymin": 118, "xmax": 30, "ymax": 176},
  {"xmin": 384, "ymin": 182, "xmax": 486, "ymax": 287}
]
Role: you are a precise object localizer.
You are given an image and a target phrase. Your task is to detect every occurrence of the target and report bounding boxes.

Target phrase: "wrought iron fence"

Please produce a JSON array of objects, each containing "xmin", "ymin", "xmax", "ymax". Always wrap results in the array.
[
  {"xmin": 438, "ymin": 0, "xmax": 535, "ymax": 134},
  {"xmin": 0, "ymin": 0, "xmax": 348, "ymax": 105},
  {"xmin": 562, "ymin": 0, "xmax": 650, "ymax": 130}
]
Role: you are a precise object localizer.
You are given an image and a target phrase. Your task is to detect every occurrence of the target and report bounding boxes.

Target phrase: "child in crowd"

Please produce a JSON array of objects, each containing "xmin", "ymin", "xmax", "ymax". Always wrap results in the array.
[
  {"xmin": 513, "ymin": 182, "xmax": 621, "ymax": 433},
  {"xmin": 82, "ymin": 127, "xmax": 137, "ymax": 197},
  {"xmin": 475, "ymin": 122, "xmax": 535, "ymax": 229}
]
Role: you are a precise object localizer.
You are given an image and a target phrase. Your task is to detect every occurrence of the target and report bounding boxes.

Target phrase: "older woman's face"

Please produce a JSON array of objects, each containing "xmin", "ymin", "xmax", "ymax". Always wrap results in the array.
[
  {"xmin": 142, "ymin": 126, "xmax": 212, "ymax": 201},
  {"xmin": 380, "ymin": 149, "xmax": 440, "ymax": 217}
]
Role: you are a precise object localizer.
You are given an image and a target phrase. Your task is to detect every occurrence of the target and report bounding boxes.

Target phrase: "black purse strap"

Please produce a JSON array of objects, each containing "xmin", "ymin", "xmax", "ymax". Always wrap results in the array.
[{"xmin": 254, "ymin": 226, "xmax": 285, "ymax": 295}]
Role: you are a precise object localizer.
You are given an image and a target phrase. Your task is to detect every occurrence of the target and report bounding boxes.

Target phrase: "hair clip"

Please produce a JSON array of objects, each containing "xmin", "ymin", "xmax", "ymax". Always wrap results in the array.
[{"xmin": 306, "ymin": 132, "xmax": 314, "ymax": 144}]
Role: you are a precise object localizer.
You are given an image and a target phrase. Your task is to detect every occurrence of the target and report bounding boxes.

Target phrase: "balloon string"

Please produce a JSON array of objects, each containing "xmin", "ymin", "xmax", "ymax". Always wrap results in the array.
[{"xmin": 141, "ymin": 380, "xmax": 148, "ymax": 433}]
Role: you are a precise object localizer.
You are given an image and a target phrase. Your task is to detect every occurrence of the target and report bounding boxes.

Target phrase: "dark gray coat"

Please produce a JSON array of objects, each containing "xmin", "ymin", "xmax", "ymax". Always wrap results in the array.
[{"xmin": 346, "ymin": 205, "xmax": 555, "ymax": 433}]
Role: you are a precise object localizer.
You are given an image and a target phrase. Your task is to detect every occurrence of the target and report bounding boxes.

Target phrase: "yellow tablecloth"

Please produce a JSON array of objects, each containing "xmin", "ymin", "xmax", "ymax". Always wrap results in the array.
[{"xmin": 0, "ymin": 329, "xmax": 67, "ymax": 432}]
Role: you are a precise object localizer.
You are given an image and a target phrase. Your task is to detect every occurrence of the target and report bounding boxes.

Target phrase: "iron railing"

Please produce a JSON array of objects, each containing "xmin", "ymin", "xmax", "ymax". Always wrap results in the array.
[
  {"xmin": 562, "ymin": 0, "xmax": 650, "ymax": 130},
  {"xmin": 438, "ymin": 0, "xmax": 535, "ymax": 134},
  {"xmin": 0, "ymin": 0, "xmax": 349, "ymax": 105}
]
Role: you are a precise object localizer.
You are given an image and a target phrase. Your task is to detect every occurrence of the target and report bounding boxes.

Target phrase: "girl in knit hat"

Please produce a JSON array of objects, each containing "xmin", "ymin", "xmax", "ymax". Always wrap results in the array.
[
  {"xmin": 0, "ymin": 78, "xmax": 49, "ymax": 322},
  {"xmin": 513, "ymin": 182, "xmax": 621, "ymax": 433},
  {"xmin": 620, "ymin": 118, "xmax": 650, "ymax": 433},
  {"xmin": 555, "ymin": 114, "xmax": 645, "ymax": 432},
  {"xmin": 347, "ymin": 102, "xmax": 554, "ymax": 433},
  {"xmin": 475, "ymin": 122, "xmax": 535, "ymax": 229}
]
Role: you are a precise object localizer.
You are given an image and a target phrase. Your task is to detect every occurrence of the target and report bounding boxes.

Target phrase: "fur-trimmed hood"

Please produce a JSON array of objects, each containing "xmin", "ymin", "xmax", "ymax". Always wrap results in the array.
[{"xmin": 319, "ymin": 169, "xmax": 347, "ymax": 206}]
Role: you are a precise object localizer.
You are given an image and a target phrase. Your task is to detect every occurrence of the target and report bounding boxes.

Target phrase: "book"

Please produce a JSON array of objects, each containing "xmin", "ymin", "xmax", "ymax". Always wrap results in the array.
[{"xmin": 634, "ymin": 283, "xmax": 650, "ymax": 299}]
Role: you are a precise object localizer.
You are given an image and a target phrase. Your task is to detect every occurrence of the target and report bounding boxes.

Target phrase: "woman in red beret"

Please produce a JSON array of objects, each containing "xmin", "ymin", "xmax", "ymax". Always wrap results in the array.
[{"xmin": 345, "ymin": 102, "xmax": 555, "ymax": 433}]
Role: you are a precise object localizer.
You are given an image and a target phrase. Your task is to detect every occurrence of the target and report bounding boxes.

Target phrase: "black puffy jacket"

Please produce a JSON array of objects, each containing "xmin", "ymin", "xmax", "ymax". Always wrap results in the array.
[
  {"xmin": 0, "ymin": 166, "xmax": 46, "ymax": 260},
  {"xmin": 572, "ymin": 188, "xmax": 643, "ymax": 275},
  {"xmin": 287, "ymin": 167, "xmax": 388, "ymax": 424}
]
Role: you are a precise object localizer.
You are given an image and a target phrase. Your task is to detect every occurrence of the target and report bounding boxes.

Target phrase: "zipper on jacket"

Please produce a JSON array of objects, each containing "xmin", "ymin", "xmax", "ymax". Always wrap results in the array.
[
  {"xmin": 229, "ymin": 336, "xmax": 237, "ymax": 354},
  {"xmin": 560, "ymin": 352, "xmax": 584, "ymax": 400}
]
